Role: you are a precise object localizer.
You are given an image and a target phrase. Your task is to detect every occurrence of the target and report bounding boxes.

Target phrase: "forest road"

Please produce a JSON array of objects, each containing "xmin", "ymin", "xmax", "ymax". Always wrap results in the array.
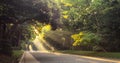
[{"xmin": 20, "ymin": 51, "xmax": 120, "ymax": 63}]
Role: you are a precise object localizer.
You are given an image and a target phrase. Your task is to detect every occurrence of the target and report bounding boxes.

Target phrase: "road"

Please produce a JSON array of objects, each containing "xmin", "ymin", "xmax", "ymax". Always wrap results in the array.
[
  {"xmin": 20, "ymin": 36, "xmax": 120, "ymax": 63},
  {"xmin": 20, "ymin": 51, "xmax": 120, "ymax": 63}
]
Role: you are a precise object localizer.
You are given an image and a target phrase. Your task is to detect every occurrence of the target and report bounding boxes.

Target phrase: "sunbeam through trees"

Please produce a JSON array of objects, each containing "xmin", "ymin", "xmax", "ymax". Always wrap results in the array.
[{"xmin": 0, "ymin": 0, "xmax": 120, "ymax": 63}]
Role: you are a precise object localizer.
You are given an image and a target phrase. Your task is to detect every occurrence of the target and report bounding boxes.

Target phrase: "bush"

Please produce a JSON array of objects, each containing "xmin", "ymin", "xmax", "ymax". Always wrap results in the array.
[
  {"xmin": 93, "ymin": 46, "xmax": 103, "ymax": 52},
  {"xmin": 71, "ymin": 32, "xmax": 101, "ymax": 46},
  {"xmin": 71, "ymin": 32, "xmax": 102, "ymax": 51}
]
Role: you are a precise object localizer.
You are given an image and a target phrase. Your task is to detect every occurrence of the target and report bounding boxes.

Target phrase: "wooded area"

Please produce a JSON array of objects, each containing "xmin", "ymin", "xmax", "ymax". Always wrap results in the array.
[
  {"xmin": 0, "ymin": 0, "xmax": 120, "ymax": 57},
  {"xmin": 45, "ymin": 0, "xmax": 120, "ymax": 52}
]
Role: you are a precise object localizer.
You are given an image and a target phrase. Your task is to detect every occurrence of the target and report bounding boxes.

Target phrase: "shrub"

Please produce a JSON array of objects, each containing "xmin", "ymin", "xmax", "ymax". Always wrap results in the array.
[{"xmin": 71, "ymin": 32, "xmax": 102, "ymax": 51}]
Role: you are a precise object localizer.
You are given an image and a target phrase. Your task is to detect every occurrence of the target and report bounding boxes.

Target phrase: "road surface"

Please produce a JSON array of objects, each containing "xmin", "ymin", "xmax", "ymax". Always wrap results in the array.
[
  {"xmin": 20, "ymin": 51, "xmax": 120, "ymax": 63},
  {"xmin": 20, "ymin": 36, "xmax": 120, "ymax": 63}
]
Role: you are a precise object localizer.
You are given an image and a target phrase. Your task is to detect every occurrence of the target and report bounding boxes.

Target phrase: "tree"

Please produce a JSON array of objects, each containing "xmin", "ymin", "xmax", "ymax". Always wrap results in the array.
[
  {"xmin": 71, "ymin": 32, "xmax": 106, "ymax": 51},
  {"xmin": 0, "ymin": 0, "xmax": 60, "ymax": 55},
  {"xmin": 57, "ymin": 0, "xmax": 120, "ymax": 52}
]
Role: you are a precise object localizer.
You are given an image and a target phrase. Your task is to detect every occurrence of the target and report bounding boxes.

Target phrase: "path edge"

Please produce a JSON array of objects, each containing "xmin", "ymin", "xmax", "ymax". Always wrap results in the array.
[{"xmin": 19, "ymin": 51, "xmax": 25, "ymax": 63}]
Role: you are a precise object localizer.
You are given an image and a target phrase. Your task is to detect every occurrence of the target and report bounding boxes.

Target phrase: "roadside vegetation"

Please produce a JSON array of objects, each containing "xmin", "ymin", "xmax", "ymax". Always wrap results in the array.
[
  {"xmin": 44, "ymin": 0, "xmax": 120, "ymax": 60},
  {"xmin": 57, "ymin": 50, "xmax": 120, "ymax": 59},
  {"xmin": 0, "ymin": 0, "xmax": 59, "ymax": 63},
  {"xmin": 0, "ymin": 0, "xmax": 120, "ymax": 63},
  {"xmin": 0, "ymin": 50, "xmax": 23, "ymax": 63}
]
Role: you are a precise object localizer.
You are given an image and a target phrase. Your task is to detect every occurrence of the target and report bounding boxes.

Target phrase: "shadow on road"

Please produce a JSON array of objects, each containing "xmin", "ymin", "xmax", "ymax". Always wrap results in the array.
[
  {"xmin": 28, "ymin": 51, "xmax": 118, "ymax": 63},
  {"xmin": 30, "ymin": 52, "xmax": 56, "ymax": 63}
]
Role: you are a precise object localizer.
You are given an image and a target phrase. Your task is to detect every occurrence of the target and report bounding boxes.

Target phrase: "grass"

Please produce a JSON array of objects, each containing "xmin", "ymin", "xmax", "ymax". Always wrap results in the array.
[
  {"xmin": 0, "ymin": 50, "xmax": 24, "ymax": 63},
  {"xmin": 57, "ymin": 50, "xmax": 120, "ymax": 59},
  {"xmin": 12, "ymin": 50, "xmax": 23, "ymax": 58}
]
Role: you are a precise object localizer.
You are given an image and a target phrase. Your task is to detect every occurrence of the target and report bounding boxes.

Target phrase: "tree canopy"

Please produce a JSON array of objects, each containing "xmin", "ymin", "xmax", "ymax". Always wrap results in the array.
[
  {"xmin": 52, "ymin": 0, "xmax": 120, "ymax": 52},
  {"xmin": 0, "ymin": 0, "xmax": 120, "ymax": 56},
  {"xmin": 0, "ymin": 0, "xmax": 60, "ymax": 55}
]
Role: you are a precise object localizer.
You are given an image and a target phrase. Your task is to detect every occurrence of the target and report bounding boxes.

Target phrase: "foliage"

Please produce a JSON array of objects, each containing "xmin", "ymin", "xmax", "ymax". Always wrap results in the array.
[
  {"xmin": 12, "ymin": 50, "xmax": 23, "ymax": 59},
  {"xmin": 44, "ymin": 30, "xmax": 72, "ymax": 50},
  {"xmin": 41, "ymin": 24, "xmax": 52, "ymax": 38},
  {"xmin": 0, "ymin": 0, "xmax": 120, "ymax": 57},
  {"xmin": 71, "ymin": 32, "xmax": 101, "ymax": 47},
  {"xmin": 20, "ymin": 23, "xmax": 36, "ymax": 41},
  {"xmin": 54, "ymin": 0, "xmax": 120, "ymax": 52},
  {"xmin": 42, "ymin": 24, "xmax": 52, "ymax": 34},
  {"xmin": 0, "ymin": 0, "xmax": 60, "ymax": 56}
]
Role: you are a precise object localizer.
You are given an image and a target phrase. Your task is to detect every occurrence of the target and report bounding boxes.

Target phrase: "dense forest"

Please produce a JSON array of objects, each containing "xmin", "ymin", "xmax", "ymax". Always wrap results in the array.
[
  {"xmin": 71, "ymin": 0, "xmax": 120, "ymax": 52},
  {"xmin": 45, "ymin": 0, "xmax": 120, "ymax": 52},
  {"xmin": 0, "ymin": 0, "xmax": 120, "ymax": 57}
]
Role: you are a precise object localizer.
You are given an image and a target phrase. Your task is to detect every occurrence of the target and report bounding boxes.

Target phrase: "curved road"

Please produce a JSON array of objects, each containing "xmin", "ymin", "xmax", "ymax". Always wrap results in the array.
[
  {"xmin": 20, "ymin": 51, "xmax": 120, "ymax": 63},
  {"xmin": 20, "ymin": 36, "xmax": 120, "ymax": 63}
]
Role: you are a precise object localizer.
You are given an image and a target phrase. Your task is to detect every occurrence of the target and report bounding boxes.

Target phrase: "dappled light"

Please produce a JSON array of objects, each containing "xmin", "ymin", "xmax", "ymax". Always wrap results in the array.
[
  {"xmin": 41, "ymin": 24, "xmax": 52, "ymax": 37},
  {"xmin": 20, "ymin": 51, "xmax": 120, "ymax": 63},
  {"xmin": 0, "ymin": 0, "xmax": 120, "ymax": 63},
  {"xmin": 27, "ymin": 27, "xmax": 55, "ymax": 52},
  {"xmin": 32, "ymin": 36, "xmax": 48, "ymax": 52}
]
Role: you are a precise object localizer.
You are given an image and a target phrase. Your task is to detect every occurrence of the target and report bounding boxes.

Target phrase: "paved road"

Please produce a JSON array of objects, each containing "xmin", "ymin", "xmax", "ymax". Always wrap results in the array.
[
  {"xmin": 19, "ymin": 36, "xmax": 120, "ymax": 63},
  {"xmin": 20, "ymin": 51, "xmax": 120, "ymax": 63}
]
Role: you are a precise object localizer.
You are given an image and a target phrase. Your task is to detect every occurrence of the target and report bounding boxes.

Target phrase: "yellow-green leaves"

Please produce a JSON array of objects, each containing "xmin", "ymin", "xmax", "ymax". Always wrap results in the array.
[
  {"xmin": 71, "ymin": 32, "xmax": 84, "ymax": 46},
  {"xmin": 64, "ymin": 3, "xmax": 72, "ymax": 7},
  {"xmin": 63, "ymin": 15, "xmax": 69, "ymax": 19},
  {"xmin": 41, "ymin": 24, "xmax": 52, "ymax": 38},
  {"xmin": 62, "ymin": 11, "xmax": 68, "ymax": 14},
  {"xmin": 42, "ymin": 24, "xmax": 52, "ymax": 33},
  {"xmin": 71, "ymin": 32, "xmax": 101, "ymax": 46},
  {"xmin": 71, "ymin": 34, "xmax": 79, "ymax": 40}
]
